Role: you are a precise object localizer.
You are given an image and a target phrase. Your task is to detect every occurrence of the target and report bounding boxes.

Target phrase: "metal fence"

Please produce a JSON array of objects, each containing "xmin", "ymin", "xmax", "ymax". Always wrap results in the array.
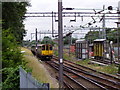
[{"xmin": 19, "ymin": 67, "xmax": 49, "ymax": 89}]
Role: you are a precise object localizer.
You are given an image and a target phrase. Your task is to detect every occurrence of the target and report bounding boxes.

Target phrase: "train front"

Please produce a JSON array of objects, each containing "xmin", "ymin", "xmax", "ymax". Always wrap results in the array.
[{"xmin": 41, "ymin": 44, "xmax": 53, "ymax": 60}]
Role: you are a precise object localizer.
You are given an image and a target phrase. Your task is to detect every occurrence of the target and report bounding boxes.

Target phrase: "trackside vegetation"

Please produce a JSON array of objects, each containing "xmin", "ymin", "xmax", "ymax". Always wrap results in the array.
[
  {"xmin": 21, "ymin": 47, "xmax": 59, "ymax": 88},
  {"xmin": 2, "ymin": 29, "xmax": 28, "ymax": 89},
  {"xmin": 2, "ymin": 2, "xmax": 30, "ymax": 89}
]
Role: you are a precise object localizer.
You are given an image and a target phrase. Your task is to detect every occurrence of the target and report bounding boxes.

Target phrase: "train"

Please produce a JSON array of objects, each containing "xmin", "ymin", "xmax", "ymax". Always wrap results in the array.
[{"xmin": 31, "ymin": 44, "xmax": 53, "ymax": 60}]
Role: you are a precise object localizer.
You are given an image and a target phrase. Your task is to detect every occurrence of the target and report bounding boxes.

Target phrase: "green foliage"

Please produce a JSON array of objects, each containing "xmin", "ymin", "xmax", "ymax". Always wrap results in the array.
[
  {"xmin": 107, "ymin": 29, "xmax": 120, "ymax": 43},
  {"xmin": 2, "ymin": 2, "xmax": 30, "ymax": 89},
  {"xmin": 2, "ymin": 29, "xmax": 30, "ymax": 89},
  {"xmin": 64, "ymin": 37, "xmax": 77, "ymax": 45},
  {"xmin": 118, "ymin": 65, "xmax": 120, "ymax": 74},
  {"xmin": 2, "ymin": 29, "xmax": 22, "ymax": 88},
  {"xmin": 22, "ymin": 40, "xmax": 31, "ymax": 47},
  {"xmin": 100, "ymin": 65, "xmax": 118, "ymax": 74},
  {"xmin": 2, "ymin": 67, "xmax": 20, "ymax": 89},
  {"xmin": 41, "ymin": 36, "xmax": 55, "ymax": 45},
  {"xmin": 54, "ymin": 50, "xmax": 58, "ymax": 56},
  {"xmin": 2, "ymin": 2, "xmax": 30, "ymax": 44},
  {"xmin": 85, "ymin": 31, "xmax": 100, "ymax": 43},
  {"xmin": 85, "ymin": 28, "xmax": 120, "ymax": 44},
  {"xmin": 2, "ymin": 29, "xmax": 23, "ymax": 68},
  {"xmin": 76, "ymin": 59, "xmax": 90, "ymax": 65},
  {"xmin": 63, "ymin": 37, "xmax": 69, "ymax": 45},
  {"xmin": 72, "ymin": 37, "xmax": 78, "ymax": 44}
]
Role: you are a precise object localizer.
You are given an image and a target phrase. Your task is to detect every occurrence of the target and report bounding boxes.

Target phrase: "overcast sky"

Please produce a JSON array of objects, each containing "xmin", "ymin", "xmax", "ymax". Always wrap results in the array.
[{"xmin": 23, "ymin": 0, "xmax": 120, "ymax": 40}]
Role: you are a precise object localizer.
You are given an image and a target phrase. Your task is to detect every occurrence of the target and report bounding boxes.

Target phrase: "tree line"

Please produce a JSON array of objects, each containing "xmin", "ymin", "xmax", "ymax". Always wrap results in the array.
[{"xmin": 85, "ymin": 28, "xmax": 120, "ymax": 44}]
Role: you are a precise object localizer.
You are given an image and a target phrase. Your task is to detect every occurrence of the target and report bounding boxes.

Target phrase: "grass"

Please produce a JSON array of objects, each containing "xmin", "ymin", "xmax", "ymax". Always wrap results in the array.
[
  {"xmin": 62, "ymin": 50, "xmax": 119, "ymax": 75},
  {"xmin": 20, "ymin": 47, "xmax": 33, "ymax": 56},
  {"xmin": 77, "ymin": 60, "xmax": 118, "ymax": 75},
  {"xmin": 21, "ymin": 47, "xmax": 59, "ymax": 88}
]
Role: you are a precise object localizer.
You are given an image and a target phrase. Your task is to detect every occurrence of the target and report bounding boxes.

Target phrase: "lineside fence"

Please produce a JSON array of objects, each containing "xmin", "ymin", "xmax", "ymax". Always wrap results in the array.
[{"xmin": 19, "ymin": 67, "xmax": 49, "ymax": 89}]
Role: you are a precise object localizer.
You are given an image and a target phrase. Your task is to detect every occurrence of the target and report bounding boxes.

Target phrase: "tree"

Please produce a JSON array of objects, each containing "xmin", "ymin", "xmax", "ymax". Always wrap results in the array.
[
  {"xmin": 41, "ymin": 36, "xmax": 54, "ymax": 45},
  {"xmin": 64, "ymin": 36, "xmax": 77, "ymax": 45},
  {"xmin": 85, "ymin": 31, "xmax": 100, "ymax": 43},
  {"xmin": 107, "ymin": 29, "xmax": 120, "ymax": 43},
  {"xmin": 2, "ymin": 2, "xmax": 30, "ymax": 88},
  {"xmin": 2, "ymin": 29, "xmax": 24, "ymax": 88},
  {"xmin": 2, "ymin": 2, "xmax": 30, "ymax": 44},
  {"xmin": 84, "ymin": 28, "xmax": 120, "ymax": 44},
  {"xmin": 72, "ymin": 37, "xmax": 77, "ymax": 44}
]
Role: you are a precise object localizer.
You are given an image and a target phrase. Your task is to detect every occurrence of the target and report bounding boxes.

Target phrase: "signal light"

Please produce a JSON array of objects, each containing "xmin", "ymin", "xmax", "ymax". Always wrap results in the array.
[{"xmin": 108, "ymin": 6, "xmax": 113, "ymax": 10}]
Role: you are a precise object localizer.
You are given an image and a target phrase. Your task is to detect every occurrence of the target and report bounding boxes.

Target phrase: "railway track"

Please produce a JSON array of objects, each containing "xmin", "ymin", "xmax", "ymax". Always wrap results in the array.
[
  {"xmin": 44, "ymin": 56, "xmax": 120, "ymax": 89},
  {"xmin": 91, "ymin": 58, "xmax": 120, "ymax": 67},
  {"xmin": 46, "ymin": 61, "xmax": 104, "ymax": 89}
]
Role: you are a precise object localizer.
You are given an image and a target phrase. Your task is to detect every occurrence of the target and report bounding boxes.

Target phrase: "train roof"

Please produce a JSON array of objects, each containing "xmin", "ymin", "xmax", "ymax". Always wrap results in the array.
[
  {"xmin": 76, "ymin": 39, "xmax": 86, "ymax": 43},
  {"xmin": 94, "ymin": 39, "xmax": 106, "ymax": 42}
]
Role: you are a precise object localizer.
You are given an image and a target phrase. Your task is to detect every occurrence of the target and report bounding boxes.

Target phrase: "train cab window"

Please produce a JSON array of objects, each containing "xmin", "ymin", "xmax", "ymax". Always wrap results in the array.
[
  {"xmin": 42, "ymin": 45, "xmax": 45, "ymax": 50},
  {"xmin": 50, "ymin": 46, "xmax": 52, "ymax": 50},
  {"xmin": 46, "ymin": 45, "xmax": 49, "ymax": 50}
]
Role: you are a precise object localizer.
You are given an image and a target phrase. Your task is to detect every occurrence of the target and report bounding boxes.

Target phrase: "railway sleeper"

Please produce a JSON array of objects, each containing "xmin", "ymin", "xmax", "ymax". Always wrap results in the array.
[
  {"xmin": 63, "ymin": 58, "xmax": 120, "ymax": 81},
  {"xmin": 64, "ymin": 62, "xmax": 120, "ymax": 86},
  {"xmin": 63, "ymin": 66, "xmax": 106, "ymax": 90}
]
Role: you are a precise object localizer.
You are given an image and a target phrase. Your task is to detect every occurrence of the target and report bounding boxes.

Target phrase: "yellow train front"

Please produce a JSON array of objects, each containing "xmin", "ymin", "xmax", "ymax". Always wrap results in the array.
[
  {"xmin": 41, "ymin": 44, "xmax": 53, "ymax": 60},
  {"xmin": 31, "ymin": 44, "xmax": 53, "ymax": 60}
]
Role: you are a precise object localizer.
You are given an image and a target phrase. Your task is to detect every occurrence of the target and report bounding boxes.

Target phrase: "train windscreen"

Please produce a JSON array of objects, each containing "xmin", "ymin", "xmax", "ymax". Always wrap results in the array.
[
  {"xmin": 42, "ymin": 45, "xmax": 45, "ymax": 50},
  {"xmin": 50, "ymin": 46, "xmax": 52, "ymax": 50},
  {"xmin": 46, "ymin": 45, "xmax": 49, "ymax": 50},
  {"xmin": 42, "ymin": 45, "xmax": 52, "ymax": 50}
]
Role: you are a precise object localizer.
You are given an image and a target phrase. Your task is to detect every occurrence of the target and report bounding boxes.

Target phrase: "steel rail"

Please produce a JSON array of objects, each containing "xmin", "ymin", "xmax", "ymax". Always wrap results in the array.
[
  {"xmin": 57, "ymin": 56, "xmax": 120, "ymax": 81},
  {"xmin": 63, "ymin": 62, "xmax": 120, "ymax": 89},
  {"xmin": 52, "ymin": 57, "xmax": 120, "ymax": 89},
  {"xmin": 91, "ymin": 58, "xmax": 120, "ymax": 67},
  {"xmin": 46, "ymin": 61, "xmax": 87, "ymax": 89},
  {"xmin": 56, "ymin": 76, "xmax": 74, "ymax": 89},
  {"xmin": 50, "ymin": 61, "xmax": 107, "ymax": 89}
]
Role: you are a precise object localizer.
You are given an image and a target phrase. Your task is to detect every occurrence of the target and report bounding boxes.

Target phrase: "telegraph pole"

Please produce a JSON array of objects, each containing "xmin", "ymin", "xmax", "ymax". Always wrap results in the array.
[
  {"xmin": 110, "ymin": 41, "xmax": 113, "ymax": 64},
  {"xmin": 52, "ymin": 11, "xmax": 54, "ymax": 37},
  {"xmin": 118, "ymin": 1, "xmax": 120, "ymax": 61},
  {"xmin": 58, "ymin": 0, "xmax": 63, "ymax": 88},
  {"xmin": 35, "ymin": 28, "xmax": 38, "ymax": 53},
  {"xmin": 102, "ymin": 5, "xmax": 106, "ymax": 39},
  {"xmin": 69, "ymin": 35, "xmax": 71, "ymax": 56},
  {"xmin": 39, "ymin": 30, "xmax": 41, "ymax": 42}
]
